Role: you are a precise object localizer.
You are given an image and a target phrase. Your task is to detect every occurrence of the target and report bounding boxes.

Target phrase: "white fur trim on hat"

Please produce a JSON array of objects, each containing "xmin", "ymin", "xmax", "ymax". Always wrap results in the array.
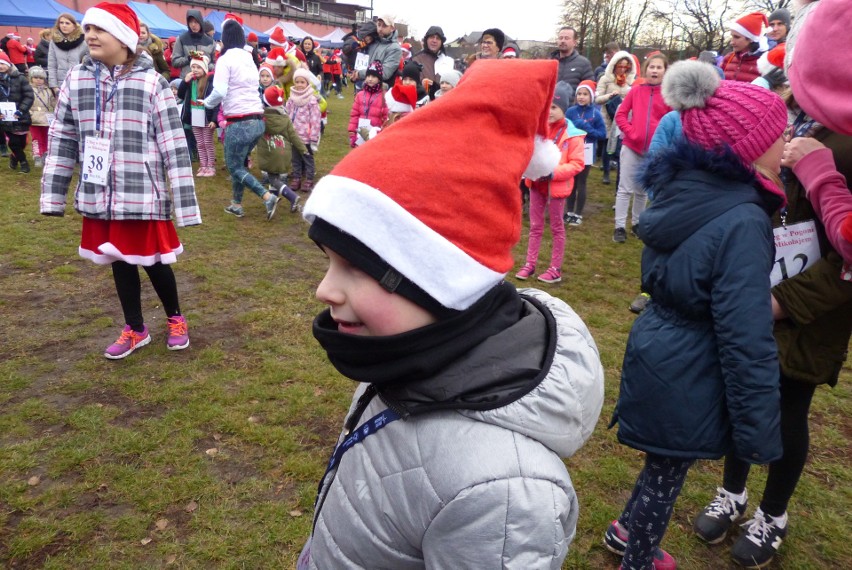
[
  {"xmin": 385, "ymin": 89, "xmax": 413, "ymax": 114},
  {"xmin": 523, "ymin": 136, "xmax": 561, "ymax": 180},
  {"xmin": 82, "ymin": 7, "xmax": 138, "ymax": 52},
  {"xmin": 304, "ymin": 175, "xmax": 504, "ymax": 311}
]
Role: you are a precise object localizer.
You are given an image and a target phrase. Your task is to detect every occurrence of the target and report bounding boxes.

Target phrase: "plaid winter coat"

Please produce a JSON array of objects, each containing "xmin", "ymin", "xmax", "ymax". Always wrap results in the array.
[{"xmin": 40, "ymin": 55, "xmax": 200, "ymax": 227}]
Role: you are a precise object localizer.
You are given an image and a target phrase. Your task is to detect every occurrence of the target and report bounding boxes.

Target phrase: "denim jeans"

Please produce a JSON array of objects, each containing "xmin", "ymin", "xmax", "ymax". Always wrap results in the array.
[{"xmin": 224, "ymin": 119, "xmax": 266, "ymax": 204}]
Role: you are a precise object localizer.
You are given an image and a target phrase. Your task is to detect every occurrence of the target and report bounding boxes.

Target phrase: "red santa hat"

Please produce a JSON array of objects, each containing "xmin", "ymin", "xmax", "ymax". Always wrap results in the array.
[
  {"xmin": 247, "ymin": 32, "xmax": 258, "ymax": 42},
  {"xmin": 265, "ymin": 47, "xmax": 289, "ymax": 66},
  {"xmin": 81, "ymin": 2, "xmax": 140, "ymax": 52},
  {"xmin": 269, "ymin": 26, "xmax": 288, "ymax": 47},
  {"xmin": 757, "ymin": 44, "xmax": 785, "ymax": 76},
  {"xmin": 263, "ymin": 85, "xmax": 284, "ymax": 107},
  {"xmin": 385, "ymin": 79, "xmax": 418, "ymax": 113},
  {"xmin": 303, "ymin": 59, "xmax": 561, "ymax": 313},
  {"xmin": 258, "ymin": 62, "xmax": 274, "ymax": 78},
  {"xmin": 502, "ymin": 46, "xmax": 517, "ymax": 58},
  {"xmin": 0, "ymin": 52, "xmax": 11, "ymax": 67},
  {"xmin": 223, "ymin": 13, "xmax": 244, "ymax": 26},
  {"xmin": 730, "ymin": 12, "xmax": 769, "ymax": 42}
]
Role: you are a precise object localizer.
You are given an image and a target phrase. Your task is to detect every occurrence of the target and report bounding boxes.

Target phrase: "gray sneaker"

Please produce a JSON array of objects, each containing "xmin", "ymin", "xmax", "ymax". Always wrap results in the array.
[
  {"xmin": 33, "ymin": 156, "xmax": 44, "ymax": 168},
  {"xmin": 629, "ymin": 292, "xmax": 651, "ymax": 314},
  {"xmin": 224, "ymin": 204, "xmax": 244, "ymax": 217},
  {"xmin": 613, "ymin": 227, "xmax": 627, "ymax": 243},
  {"xmin": 290, "ymin": 195, "xmax": 301, "ymax": 213},
  {"xmin": 265, "ymin": 194, "xmax": 280, "ymax": 221}
]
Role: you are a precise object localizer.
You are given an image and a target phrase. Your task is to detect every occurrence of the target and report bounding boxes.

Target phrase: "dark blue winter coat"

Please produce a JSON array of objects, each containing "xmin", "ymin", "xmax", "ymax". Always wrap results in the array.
[{"xmin": 611, "ymin": 143, "xmax": 783, "ymax": 464}]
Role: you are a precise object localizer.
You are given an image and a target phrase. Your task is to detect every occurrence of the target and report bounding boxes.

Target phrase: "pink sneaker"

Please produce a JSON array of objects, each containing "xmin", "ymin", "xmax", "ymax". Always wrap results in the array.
[
  {"xmin": 104, "ymin": 325, "xmax": 150, "ymax": 359},
  {"xmin": 166, "ymin": 315, "xmax": 190, "ymax": 351},
  {"xmin": 537, "ymin": 267, "xmax": 562, "ymax": 284},
  {"xmin": 515, "ymin": 263, "xmax": 535, "ymax": 280}
]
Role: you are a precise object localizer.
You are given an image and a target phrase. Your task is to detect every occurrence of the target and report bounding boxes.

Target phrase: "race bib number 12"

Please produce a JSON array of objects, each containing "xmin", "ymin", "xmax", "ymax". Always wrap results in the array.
[{"xmin": 770, "ymin": 220, "xmax": 819, "ymax": 287}]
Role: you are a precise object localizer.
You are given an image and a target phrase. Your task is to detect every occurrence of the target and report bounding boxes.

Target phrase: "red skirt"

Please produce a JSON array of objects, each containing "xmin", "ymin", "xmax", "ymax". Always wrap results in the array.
[{"xmin": 79, "ymin": 218, "xmax": 183, "ymax": 266}]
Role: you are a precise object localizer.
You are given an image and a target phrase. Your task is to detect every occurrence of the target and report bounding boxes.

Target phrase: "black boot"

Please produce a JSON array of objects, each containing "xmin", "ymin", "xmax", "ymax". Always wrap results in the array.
[
  {"xmin": 19, "ymin": 159, "xmax": 30, "ymax": 174},
  {"xmin": 602, "ymin": 171, "xmax": 610, "ymax": 185},
  {"xmin": 9, "ymin": 154, "xmax": 17, "ymax": 170}
]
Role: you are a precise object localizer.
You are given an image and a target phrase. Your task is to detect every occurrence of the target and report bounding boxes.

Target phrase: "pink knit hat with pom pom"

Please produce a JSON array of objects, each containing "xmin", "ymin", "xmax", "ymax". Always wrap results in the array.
[{"xmin": 662, "ymin": 60, "xmax": 787, "ymax": 165}]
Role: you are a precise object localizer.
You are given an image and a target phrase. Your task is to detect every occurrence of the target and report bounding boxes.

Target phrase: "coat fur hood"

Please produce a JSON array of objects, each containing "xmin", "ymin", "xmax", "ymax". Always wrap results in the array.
[
  {"xmin": 638, "ymin": 142, "xmax": 782, "ymax": 251},
  {"xmin": 603, "ymin": 50, "xmax": 637, "ymax": 80},
  {"xmin": 52, "ymin": 25, "xmax": 84, "ymax": 46}
]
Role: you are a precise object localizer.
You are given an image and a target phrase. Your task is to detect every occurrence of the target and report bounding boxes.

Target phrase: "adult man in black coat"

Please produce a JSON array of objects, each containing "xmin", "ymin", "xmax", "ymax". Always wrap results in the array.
[{"xmin": 550, "ymin": 26, "xmax": 593, "ymax": 92}]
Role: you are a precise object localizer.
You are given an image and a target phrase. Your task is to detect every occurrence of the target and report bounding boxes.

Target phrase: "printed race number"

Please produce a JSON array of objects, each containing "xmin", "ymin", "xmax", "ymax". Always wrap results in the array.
[
  {"xmin": 82, "ymin": 136, "xmax": 111, "ymax": 186},
  {"xmin": 770, "ymin": 220, "xmax": 819, "ymax": 287}
]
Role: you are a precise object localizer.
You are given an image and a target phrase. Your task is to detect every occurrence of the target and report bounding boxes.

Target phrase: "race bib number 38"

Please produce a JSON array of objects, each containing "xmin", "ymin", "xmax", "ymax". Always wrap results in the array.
[
  {"xmin": 82, "ymin": 136, "xmax": 111, "ymax": 186},
  {"xmin": 770, "ymin": 220, "xmax": 819, "ymax": 287}
]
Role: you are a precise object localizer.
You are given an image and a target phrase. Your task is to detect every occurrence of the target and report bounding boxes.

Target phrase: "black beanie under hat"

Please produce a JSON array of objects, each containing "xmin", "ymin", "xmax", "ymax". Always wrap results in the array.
[
  {"xmin": 401, "ymin": 60, "xmax": 422, "ymax": 83},
  {"xmin": 481, "ymin": 28, "xmax": 505, "ymax": 51},
  {"xmin": 308, "ymin": 218, "xmax": 460, "ymax": 319},
  {"xmin": 221, "ymin": 19, "xmax": 245, "ymax": 53}
]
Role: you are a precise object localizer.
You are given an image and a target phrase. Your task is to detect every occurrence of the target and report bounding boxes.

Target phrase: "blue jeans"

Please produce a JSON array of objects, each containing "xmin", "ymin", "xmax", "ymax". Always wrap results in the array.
[{"xmin": 224, "ymin": 119, "xmax": 266, "ymax": 204}]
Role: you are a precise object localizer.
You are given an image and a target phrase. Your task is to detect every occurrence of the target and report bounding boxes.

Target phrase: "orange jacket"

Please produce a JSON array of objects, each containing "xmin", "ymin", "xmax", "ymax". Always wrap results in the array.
[{"xmin": 527, "ymin": 119, "xmax": 586, "ymax": 199}]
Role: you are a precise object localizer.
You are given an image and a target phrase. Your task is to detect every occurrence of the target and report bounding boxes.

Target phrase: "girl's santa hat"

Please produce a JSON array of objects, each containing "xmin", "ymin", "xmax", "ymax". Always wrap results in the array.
[
  {"xmin": 81, "ymin": 2, "xmax": 140, "ymax": 52},
  {"xmin": 385, "ymin": 78, "xmax": 418, "ymax": 113},
  {"xmin": 189, "ymin": 52, "xmax": 210, "ymax": 74},
  {"xmin": 303, "ymin": 59, "xmax": 561, "ymax": 313}
]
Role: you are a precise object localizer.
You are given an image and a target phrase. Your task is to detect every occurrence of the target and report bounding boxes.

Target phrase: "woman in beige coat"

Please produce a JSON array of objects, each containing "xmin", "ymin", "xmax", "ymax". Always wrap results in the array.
[{"xmin": 595, "ymin": 51, "xmax": 636, "ymax": 184}]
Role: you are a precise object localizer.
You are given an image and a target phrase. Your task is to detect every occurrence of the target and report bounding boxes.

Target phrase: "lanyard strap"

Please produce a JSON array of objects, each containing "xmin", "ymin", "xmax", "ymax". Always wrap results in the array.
[
  {"xmin": 34, "ymin": 89, "xmax": 52, "ymax": 110},
  {"xmin": 94, "ymin": 62, "xmax": 119, "ymax": 133},
  {"xmin": 362, "ymin": 92, "xmax": 375, "ymax": 116},
  {"xmin": 314, "ymin": 407, "xmax": 401, "ymax": 504}
]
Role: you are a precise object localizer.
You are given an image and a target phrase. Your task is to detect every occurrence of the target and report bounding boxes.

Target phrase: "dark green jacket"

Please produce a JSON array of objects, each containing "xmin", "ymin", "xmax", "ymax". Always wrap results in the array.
[
  {"xmin": 772, "ymin": 129, "xmax": 852, "ymax": 386},
  {"xmin": 256, "ymin": 106, "xmax": 308, "ymax": 175}
]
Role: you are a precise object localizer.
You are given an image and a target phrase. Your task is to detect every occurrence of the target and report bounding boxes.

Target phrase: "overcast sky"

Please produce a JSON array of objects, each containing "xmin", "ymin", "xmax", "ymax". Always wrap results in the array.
[{"xmin": 367, "ymin": 0, "xmax": 565, "ymax": 42}]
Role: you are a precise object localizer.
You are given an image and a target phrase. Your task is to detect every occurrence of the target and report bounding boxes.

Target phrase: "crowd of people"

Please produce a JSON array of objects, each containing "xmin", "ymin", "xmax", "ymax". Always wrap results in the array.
[{"xmin": 14, "ymin": 0, "xmax": 850, "ymax": 568}]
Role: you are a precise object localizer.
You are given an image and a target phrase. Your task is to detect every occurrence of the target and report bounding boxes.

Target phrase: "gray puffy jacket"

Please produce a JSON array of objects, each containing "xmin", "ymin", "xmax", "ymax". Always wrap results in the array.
[{"xmin": 302, "ymin": 289, "xmax": 605, "ymax": 569}]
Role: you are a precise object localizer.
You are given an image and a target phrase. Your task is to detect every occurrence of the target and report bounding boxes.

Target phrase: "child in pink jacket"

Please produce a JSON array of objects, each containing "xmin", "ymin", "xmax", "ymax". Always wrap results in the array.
[
  {"xmin": 516, "ymin": 82, "xmax": 586, "ymax": 284},
  {"xmin": 348, "ymin": 61, "xmax": 388, "ymax": 147},
  {"xmin": 284, "ymin": 68, "xmax": 322, "ymax": 191}
]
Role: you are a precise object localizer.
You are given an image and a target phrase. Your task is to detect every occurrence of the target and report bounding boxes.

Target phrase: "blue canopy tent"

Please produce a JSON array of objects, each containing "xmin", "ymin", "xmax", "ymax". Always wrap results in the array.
[
  {"xmin": 0, "ymin": 0, "xmax": 83, "ymax": 28},
  {"xmin": 205, "ymin": 11, "xmax": 268, "ymax": 43},
  {"xmin": 127, "ymin": 2, "xmax": 185, "ymax": 39}
]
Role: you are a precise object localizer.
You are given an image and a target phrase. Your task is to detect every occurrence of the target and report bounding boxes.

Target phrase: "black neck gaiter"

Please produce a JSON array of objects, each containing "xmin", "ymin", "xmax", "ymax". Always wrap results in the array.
[{"xmin": 312, "ymin": 282, "xmax": 522, "ymax": 385}]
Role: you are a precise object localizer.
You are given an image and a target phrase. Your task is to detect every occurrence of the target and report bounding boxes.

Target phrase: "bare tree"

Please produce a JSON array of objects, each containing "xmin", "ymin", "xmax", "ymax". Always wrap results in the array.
[
  {"xmin": 653, "ymin": 0, "xmax": 736, "ymax": 54},
  {"xmin": 560, "ymin": 0, "xmax": 653, "ymax": 60},
  {"xmin": 743, "ymin": 0, "xmax": 793, "ymax": 12}
]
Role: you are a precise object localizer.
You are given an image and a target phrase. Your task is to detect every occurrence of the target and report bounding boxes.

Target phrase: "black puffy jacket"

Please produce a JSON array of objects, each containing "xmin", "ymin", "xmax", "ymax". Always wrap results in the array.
[{"xmin": 0, "ymin": 67, "xmax": 33, "ymax": 132}]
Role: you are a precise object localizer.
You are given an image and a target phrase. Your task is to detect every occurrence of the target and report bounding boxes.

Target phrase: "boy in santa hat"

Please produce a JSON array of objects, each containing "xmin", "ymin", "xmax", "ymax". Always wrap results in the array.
[{"xmin": 298, "ymin": 58, "xmax": 603, "ymax": 569}]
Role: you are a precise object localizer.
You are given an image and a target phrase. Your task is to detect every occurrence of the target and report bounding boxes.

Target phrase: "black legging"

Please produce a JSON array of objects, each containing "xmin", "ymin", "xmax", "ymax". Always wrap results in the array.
[
  {"xmin": 722, "ymin": 375, "xmax": 817, "ymax": 517},
  {"xmin": 565, "ymin": 165, "xmax": 591, "ymax": 216},
  {"xmin": 112, "ymin": 261, "xmax": 181, "ymax": 332},
  {"xmin": 6, "ymin": 132, "xmax": 27, "ymax": 163}
]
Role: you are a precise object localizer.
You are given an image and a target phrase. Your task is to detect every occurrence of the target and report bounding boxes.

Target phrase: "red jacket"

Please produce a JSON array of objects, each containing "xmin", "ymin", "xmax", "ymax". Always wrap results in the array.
[
  {"xmin": 722, "ymin": 50, "xmax": 762, "ymax": 83},
  {"xmin": 349, "ymin": 89, "xmax": 388, "ymax": 132},
  {"xmin": 5, "ymin": 38, "xmax": 27, "ymax": 65},
  {"xmin": 615, "ymin": 83, "xmax": 671, "ymax": 155},
  {"xmin": 527, "ymin": 119, "xmax": 586, "ymax": 199}
]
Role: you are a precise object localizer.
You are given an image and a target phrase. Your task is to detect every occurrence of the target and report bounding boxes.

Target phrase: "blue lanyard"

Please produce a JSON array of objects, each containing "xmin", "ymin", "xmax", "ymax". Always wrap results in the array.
[
  {"xmin": 94, "ymin": 63, "xmax": 119, "ymax": 133},
  {"xmin": 314, "ymin": 407, "xmax": 401, "ymax": 504}
]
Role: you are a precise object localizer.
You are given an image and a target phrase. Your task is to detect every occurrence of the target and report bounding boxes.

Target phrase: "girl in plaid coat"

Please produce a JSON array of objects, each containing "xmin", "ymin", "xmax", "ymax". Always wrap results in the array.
[{"xmin": 39, "ymin": 2, "xmax": 200, "ymax": 360}]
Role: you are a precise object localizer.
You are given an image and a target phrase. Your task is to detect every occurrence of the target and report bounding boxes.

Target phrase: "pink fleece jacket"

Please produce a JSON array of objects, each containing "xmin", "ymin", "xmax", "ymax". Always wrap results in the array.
[{"xmin": 794, "ymin": 147, "xmax": 852, "ymax": 264}]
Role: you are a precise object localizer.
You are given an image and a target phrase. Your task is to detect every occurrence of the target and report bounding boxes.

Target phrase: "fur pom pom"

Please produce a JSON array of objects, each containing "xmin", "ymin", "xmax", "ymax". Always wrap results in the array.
[
  {"xmin": 756, "ymin": 52, "xmax": 773, "ymax": 77},
  {"xmin": 662, "ymin": 60, "xmax": 720, "ymax": 111},
  {"xmin": 523, "ymin": 136, "xmax": 561, "ymax": 180}
]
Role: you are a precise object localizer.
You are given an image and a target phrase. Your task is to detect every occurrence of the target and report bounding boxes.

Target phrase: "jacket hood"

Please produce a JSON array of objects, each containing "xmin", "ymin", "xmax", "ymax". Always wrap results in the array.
[
  {"xmin": 81, "ymin": 52, "xmax": 155, "ymax": 75},
  {"xmin": 186, "ymin": 10, "xmax": 204, "ymax": 30},
  {"xmin": 604, "ymin": 50, "xmax": 637, "ymax": 79},
  {"xmin": 460, "ymin": 290, "xmax": 603, "ymax": 457},
  {"xmin": 637, "ymin": 143, "xmax": 781, "ymax": 251},
  {"xmin": 378, "ymin": 29, "xmax": 399, "ymax": 44},
  {"xmin": 52, "ymin": 23, "xmax": 83, "ymax": 43},
  {"xmin": 381, "ymin": 289, "xmax": 603, "ymax": 458},
  {"xmin": 421, "ymin": 26, "xmax": 446, "ymax": 54}
]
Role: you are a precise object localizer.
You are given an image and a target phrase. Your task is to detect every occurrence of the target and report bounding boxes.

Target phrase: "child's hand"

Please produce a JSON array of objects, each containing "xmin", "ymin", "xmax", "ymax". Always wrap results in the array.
[
  {"xmin": 184, "ymin": 72, "xmax": 194, "ymax": 83},
  {"xmin": 207, "ymin": 122, "xmax": 217, "ymax": 129},
  {"xmin": 349, "ymin": 133, "xmax": 357, "ymax": 147},
  {"xmin": 781, "ymin": 137, "xmax": 825, "ymax": 170},
  {"xmin": 310, "ymin": 143, "xmax": 318, "ymax": 153}
]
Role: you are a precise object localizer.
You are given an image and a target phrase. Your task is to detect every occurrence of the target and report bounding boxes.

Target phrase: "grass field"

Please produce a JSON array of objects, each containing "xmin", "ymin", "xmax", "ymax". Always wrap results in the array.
[{"xmin": 1, "ymin": 90, "xmax": 849, "ymax": 569}]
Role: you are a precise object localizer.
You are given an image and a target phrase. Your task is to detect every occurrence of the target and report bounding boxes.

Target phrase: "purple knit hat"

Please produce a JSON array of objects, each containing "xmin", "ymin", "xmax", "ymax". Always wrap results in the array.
[{"xmin": 662, "ymin": 60, "xmax": 787, "ymax": 165}]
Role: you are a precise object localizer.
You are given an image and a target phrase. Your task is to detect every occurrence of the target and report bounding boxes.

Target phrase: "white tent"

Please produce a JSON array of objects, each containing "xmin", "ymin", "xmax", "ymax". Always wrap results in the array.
[
  {"xmin": 264, "ymin": 20, "xmax": 313, "ymax": 40},
  {"xmin": 317, "ymin": 27, "xmax": 347, "ymax": 44}
]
